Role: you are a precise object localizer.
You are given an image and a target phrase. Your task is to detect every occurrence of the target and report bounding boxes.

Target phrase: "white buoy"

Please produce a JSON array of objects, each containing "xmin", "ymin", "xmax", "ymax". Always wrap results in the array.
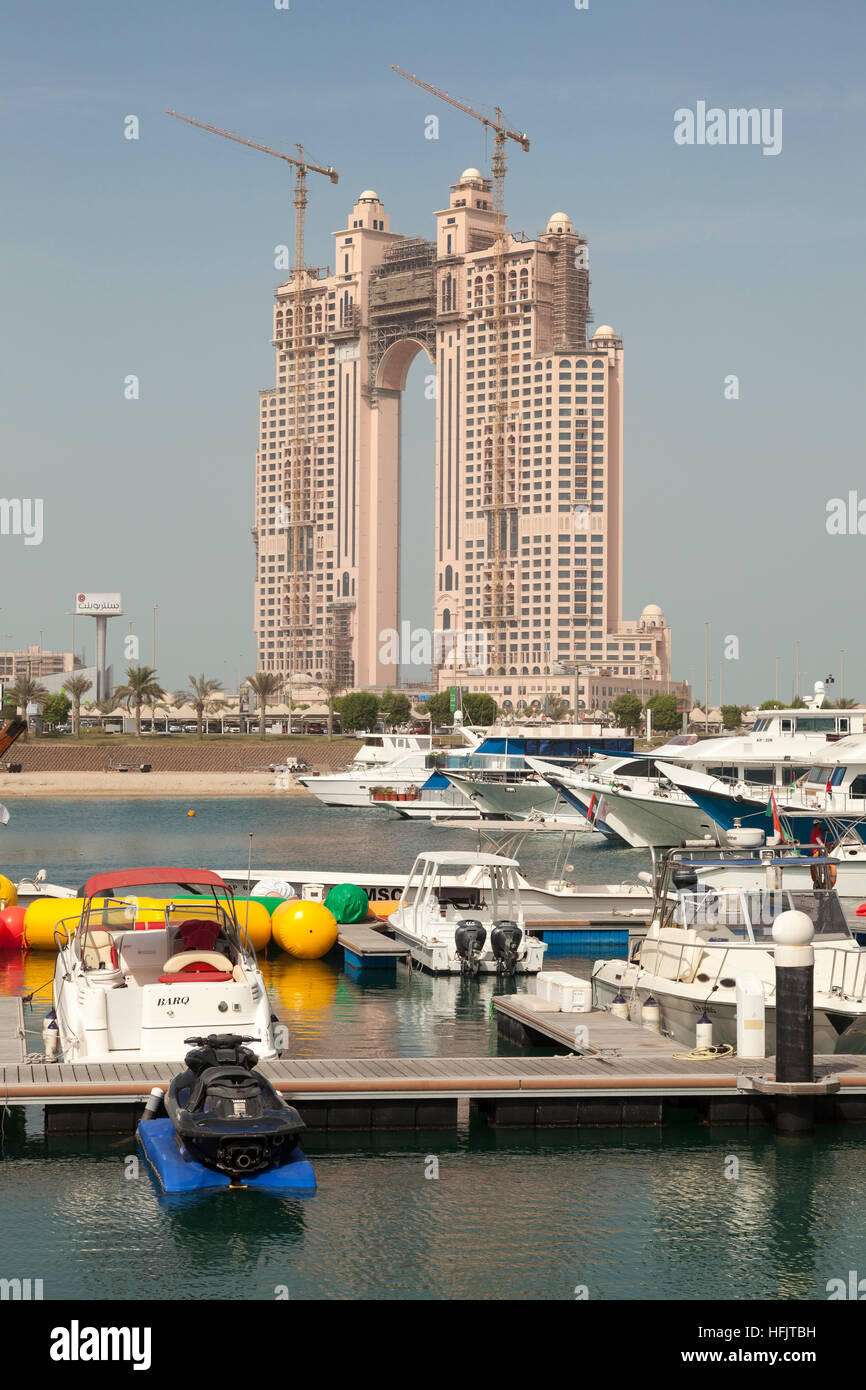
[
  {"xmin": 642, "ymin": 995, "xmax": 661, "ymax": 1033},
  {"xmin": 42, "ymin": 1011, "xmax": 59, "ymax": 1062},
  {"xmin": 611, "ymin": 992, "xmax": 629, "ymax": 1019},
  {"xmin": 142, "ymin": 1086, "xmax": 164, "ymax": 1119},
  {"xmin": 695, "ymin": 1012, "xmax": 713, "ymax": 1049}
]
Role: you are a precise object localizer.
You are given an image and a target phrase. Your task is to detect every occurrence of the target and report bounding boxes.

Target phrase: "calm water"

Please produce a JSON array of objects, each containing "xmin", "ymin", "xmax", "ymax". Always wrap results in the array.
[{"xmin": 2, "ymin": 797, "xmax": 863, "ymax": 1300}]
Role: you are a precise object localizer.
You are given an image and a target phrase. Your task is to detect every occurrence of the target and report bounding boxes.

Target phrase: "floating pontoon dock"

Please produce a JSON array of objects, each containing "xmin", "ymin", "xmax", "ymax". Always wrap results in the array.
[
  {"xmin": 4, "ymin": 997, "xmax": 866, "ymax": 1132},
  {"xmin": 337, "ymin": 923, "xmax": 410, "ymax": 968}
]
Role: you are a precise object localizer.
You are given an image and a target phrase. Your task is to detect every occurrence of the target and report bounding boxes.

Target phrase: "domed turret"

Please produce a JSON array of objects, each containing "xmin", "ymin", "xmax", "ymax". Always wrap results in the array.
[
  {"xmin": 546, "ymin": 211, "xmax": 573, "ymax": 234},
  {"xmin": 458, "ymin": 167, "xmax": 484, "ymax": 183},
  {"xmin": 358, "ymin": 189, "xmax": 380, "ymax": 202}
]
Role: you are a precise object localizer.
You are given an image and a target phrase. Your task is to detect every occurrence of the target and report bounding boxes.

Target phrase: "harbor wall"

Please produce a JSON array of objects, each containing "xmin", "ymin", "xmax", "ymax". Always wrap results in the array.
[{"xmin": 0, "ymin": 741, "xmax": 360, "ymax": 773}]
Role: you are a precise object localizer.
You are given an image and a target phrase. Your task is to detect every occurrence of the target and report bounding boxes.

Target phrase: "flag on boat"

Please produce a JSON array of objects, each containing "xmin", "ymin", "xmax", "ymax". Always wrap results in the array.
[
  {"xmin": 826, "ymin": 774, "xmax": 833, "ymax": 795},
  {"xmin": 766, "ymin": 789, "xmax": 785, "ymax": 841},
  {"xmin": 586, "ymin": 792, "xmax": 596, "ymax": 821},
  {"xmin": 593, "ymin": 795, "xmax": 607, "ymax": 826},
  {"xmin": 0, "ymin": 804, "xmax": 9, "ymax": 826}
]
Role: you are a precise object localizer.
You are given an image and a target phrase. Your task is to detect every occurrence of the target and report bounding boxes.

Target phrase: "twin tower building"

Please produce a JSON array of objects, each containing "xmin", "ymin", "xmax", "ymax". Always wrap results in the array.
[{"xmin": 253, "ymin": 168, "xmax": 673, "ymax": 714}]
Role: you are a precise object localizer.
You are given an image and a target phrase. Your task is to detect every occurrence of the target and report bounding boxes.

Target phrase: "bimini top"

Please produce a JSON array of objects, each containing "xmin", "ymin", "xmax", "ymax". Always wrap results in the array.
[
  {"xmin": 412, "ymin": 851, "xmax": 520, "ymax": 868},
  {"xmin": 84, "ymin": 866, "xmax": 229, "ymax": 898}
]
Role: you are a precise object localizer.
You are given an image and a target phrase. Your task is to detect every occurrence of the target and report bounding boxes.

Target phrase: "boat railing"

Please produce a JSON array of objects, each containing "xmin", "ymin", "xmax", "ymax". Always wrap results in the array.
[{"xmin": 822, "ymin": 947, "xmax": 866, "ymax": 1002}]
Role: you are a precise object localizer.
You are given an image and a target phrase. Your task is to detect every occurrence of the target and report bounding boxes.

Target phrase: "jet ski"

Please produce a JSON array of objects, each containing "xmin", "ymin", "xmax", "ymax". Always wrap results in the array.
[{"xmin": 161, "ymin": 1033, "xmax": 306, "ymax": 1179}]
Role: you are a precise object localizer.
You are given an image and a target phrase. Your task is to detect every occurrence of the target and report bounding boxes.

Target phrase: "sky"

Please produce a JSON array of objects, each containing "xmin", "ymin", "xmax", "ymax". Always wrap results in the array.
[{"xmin": 1, "ymin": 0, "xmax": 864, "ymax": 702}]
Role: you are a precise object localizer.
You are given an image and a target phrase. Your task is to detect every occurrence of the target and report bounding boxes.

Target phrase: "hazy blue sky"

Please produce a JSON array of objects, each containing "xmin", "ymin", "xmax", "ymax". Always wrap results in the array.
[{"xmin": 1, "ymin": 0, "xmax": 863, "ymax": 702}]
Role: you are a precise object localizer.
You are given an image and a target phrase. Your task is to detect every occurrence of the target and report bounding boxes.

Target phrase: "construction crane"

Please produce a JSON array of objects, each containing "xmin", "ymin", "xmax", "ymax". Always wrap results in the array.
[
  {"xmin": 391, "ymin": 69, "xmax": 529, "ymax": 676},
  {"xmin": 166, "ymin": 110, "xmax": 339, "ymax": 680}
]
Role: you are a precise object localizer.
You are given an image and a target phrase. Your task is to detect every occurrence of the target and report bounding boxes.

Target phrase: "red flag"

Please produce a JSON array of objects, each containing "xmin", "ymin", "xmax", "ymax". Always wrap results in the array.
[
  {"xmin": 587, "ymin": 792, "xmax": 596, "ymax": 821},
  {"xmin": 826, "ymin": 775, "xmax": 832, "ymax": 795},
  {"xmin": 767, "ymin": 789, "xmax": 784, "ymax": 841}
]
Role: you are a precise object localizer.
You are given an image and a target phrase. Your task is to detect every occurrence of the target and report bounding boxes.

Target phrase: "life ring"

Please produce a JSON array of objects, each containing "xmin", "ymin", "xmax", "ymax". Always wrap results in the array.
[{"xmin": 810, "ymin": 825, "xmax": 837, "ymax": 886}]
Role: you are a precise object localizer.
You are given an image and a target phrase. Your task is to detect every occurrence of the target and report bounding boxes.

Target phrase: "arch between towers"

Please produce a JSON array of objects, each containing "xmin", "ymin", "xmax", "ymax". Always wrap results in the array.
[{"xmin": 360, "ymin": 335, "xmax": 436, "ymax": 688}]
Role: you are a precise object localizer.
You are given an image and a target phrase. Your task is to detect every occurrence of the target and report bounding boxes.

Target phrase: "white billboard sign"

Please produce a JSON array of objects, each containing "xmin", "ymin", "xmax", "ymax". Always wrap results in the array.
[{"xmin": 75, "ymin": 592, "xmax": 123, "ymax": 616}]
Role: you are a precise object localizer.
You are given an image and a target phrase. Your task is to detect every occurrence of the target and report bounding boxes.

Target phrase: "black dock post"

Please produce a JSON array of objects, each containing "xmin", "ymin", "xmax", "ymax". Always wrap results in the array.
[{"xmin": 772, "ymin": 910, "xmax": 815, "ymax": 1135}]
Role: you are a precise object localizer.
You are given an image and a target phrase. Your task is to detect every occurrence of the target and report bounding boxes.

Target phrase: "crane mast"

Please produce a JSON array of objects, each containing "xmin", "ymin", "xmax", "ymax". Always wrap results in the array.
[
  {"xmin": 391, "ymin": 69, "xmax": 529, "ymax": 677},
  {"xmin": 166, "ymin": 110, "xmax": 339, "ymax": 681}
]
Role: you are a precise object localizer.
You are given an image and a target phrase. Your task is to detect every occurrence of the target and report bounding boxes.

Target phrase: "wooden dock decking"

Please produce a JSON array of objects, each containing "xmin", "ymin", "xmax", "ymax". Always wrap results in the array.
[
  {"xmin": 337, "ymin": 924, "xmax": 410, "ymax": 968},
  {"xmin": 0, "ymin": 998, "xmax": 25, "ymax": 1063},
  {"xmin": 5, "ymin": 994, "xmax": 866, "ymax": 1133}
]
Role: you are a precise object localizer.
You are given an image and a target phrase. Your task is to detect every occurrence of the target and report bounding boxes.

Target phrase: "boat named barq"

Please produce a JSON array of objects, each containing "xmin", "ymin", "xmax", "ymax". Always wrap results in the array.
[
  {"xmin": 387, "ymin": 850, "xmax": 547, "ymax": 975},
  {"xmin": 592, "ymin": 840, "xmax": 866, "ymax": 1053},
  {"xmin": 50, "ymin": 867, "xmax": 278, "ymax": 1065}
]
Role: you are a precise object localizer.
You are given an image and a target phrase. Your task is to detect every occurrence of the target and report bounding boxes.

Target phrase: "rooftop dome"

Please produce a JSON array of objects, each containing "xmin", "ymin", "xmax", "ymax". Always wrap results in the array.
[
  {"xmin": 592, "ymin": 324, "xmax": 617, "ymax": 338},
  {"xmin": 358, "ymin": 189, "xmax": 380, "ymax": 201},
  {"xmin": 546, "ymin": 211, "xmax": 573, "ymax": 233},
  {"xmin": 458, "ymin": 167, "xmax": 484, "ymax": 182}
]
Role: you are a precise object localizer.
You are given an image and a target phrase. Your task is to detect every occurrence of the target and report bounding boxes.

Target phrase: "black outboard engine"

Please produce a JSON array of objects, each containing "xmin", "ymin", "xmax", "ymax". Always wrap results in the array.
[
  {"xmin": 491, "ymin": 920, "xmax": 523, "ymax": 975},
  {"xmin": 454, "ymin": 919, "xmax": 486, "ymax": 974}
]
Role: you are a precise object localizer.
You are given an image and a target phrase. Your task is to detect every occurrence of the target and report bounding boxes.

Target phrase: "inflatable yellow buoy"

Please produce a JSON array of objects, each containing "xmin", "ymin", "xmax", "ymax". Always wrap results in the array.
[
  {"xmin": 23, "ymin": 898, "xmax": 85, "ymax": 951},
  {"xmin": 232, "ymin": 899, "xmax": 272, "ymax": 952},
  {"xmin": 0, "ymin": 874, "xmax": 18, "ymax": 907},
  {"xmin": 271, "ymin": 899, "xmax": 338, "ymax": 959},
  {"xmin": 187, "ymin": 810, "xmax": 196, "ymax": 818}
]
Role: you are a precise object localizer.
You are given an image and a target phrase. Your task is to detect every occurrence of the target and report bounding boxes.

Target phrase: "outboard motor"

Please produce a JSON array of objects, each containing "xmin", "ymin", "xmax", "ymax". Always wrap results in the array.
[
  {"xmin": 454, "ymin": 919, "xmax": 486, "ymax": 974},
  {"xmin": 491, "ymin": 920, "xmax": 523, "ymax": 975}
]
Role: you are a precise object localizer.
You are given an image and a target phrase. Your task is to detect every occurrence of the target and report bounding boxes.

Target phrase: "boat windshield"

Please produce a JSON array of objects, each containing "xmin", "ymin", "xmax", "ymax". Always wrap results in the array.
[{"xmin": 666, "ymin": 887, "xmax": 851, "ymax": 943}]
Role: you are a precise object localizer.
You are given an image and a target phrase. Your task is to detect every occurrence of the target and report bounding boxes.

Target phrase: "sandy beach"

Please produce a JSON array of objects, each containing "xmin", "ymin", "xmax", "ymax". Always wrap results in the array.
[{"xmin": 0, "ymin": 772, "xmax": 314, "ymax": 798}]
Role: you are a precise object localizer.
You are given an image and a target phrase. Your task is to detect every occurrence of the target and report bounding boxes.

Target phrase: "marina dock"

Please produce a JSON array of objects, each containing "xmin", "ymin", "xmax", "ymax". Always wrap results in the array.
[
  {"xmin": 4, "ymin": 1009, "xmax": 866, "ymax": 1131},
  {"xmin": 0, "ymin": 998, "xmax": 25, "ymax": 1063},
  {"xmin": 337, "ymin": 923, "xmax": 410, "ymax": 968}
]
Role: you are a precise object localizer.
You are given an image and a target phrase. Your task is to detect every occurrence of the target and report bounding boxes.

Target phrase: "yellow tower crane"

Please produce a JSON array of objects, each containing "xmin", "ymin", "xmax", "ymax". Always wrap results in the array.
[
  {"xmin": 391, "ymin": 68, "xmax": 529, "ymax": 677},
  {"xmin": 166, "ymin": 110, "xmax": 339, "ymax": 680}
]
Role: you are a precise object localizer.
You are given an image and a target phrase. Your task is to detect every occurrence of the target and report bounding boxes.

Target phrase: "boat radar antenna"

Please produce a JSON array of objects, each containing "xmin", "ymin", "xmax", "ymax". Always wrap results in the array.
[{"xmin": 804, "ymin": 681, "xmax": 826, "ymax": 710}]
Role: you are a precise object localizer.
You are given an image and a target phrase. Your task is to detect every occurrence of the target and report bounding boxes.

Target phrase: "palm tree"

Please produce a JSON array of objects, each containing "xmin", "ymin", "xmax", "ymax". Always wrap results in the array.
[
  {"xmin": 180, "ymin": 675, "xmax": 224, "ymax": 740},
  {"xmin": 546, "ymin": 695, "xmax": 571, "ymax": 723},
  {"xmin": 246, "ymin": 672, "xmax": 283, "ymax": 740},
  {"xmin": 114, "ymin": 665, "xmax": 164, "ymax": 737},
  {"xmin": 6, "ymin": 675, "xmax": 49, "ymax": 732},
  {"xmin": 62, "ymin": 674, "xmax": 93, "ymax": 738},
  {"xmin": 322, "ymin": 678, "xmax": 342, "ymax": 742}
]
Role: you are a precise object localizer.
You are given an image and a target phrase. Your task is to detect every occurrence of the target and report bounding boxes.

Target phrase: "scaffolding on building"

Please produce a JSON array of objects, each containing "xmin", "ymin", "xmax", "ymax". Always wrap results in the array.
[{"xmin": 367, "ymin": 238, "xmax": 437, "ymax": 394}]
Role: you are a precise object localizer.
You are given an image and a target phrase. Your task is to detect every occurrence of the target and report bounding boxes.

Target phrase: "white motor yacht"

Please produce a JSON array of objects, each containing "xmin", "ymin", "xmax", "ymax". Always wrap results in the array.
[
  {"xmin": 51, "ymin": 867, "xmax": 278, "ymax": 1065},
  {"xmin": 296, "ymin": 728, "xmax": 479, "ymax": 808}
]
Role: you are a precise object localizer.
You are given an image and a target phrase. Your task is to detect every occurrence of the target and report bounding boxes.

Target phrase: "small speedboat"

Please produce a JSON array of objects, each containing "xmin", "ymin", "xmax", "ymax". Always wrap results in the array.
[
  {"xmin": 387, "ymin": 850, "xmax": 547, "ymax": 975},
  {"xmin": 52, "ymin": 866, "xmax": 278, "ymax": 1064},
  {"xmin": 593, "ymin": 844, "xmax": 866, "ymax": 1052},
  {"xmin": 139, "ymin": 1033, "xmax": 316, "ymax": 1193}
]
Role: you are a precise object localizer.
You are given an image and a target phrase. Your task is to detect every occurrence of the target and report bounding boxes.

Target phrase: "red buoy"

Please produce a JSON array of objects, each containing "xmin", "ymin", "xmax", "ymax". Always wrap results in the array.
[{"xmin": 0, "ymin": 905, "xmax": 27, "ymax": 950}]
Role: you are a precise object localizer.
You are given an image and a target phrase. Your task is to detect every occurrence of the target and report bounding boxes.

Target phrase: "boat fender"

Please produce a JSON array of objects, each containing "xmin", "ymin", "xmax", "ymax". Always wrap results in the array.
[
  {"xmin": 142, "ymin": 1086, "xmax": 164, "ymax": 1119},
  {"xmin": 695, "ymin": 1012, "xmax": 713, "ymax": 1049},
  {"xmin": 610, "ymin": 992, "xmax": 629, "ymax": 1020},
  {"xmin": 42, "ymin": 1010, "xmax": 59, "ymax": 1061},
  {"xmin": 642, "ymin": 996, "xmax": 661, "ymax": 1033}
]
